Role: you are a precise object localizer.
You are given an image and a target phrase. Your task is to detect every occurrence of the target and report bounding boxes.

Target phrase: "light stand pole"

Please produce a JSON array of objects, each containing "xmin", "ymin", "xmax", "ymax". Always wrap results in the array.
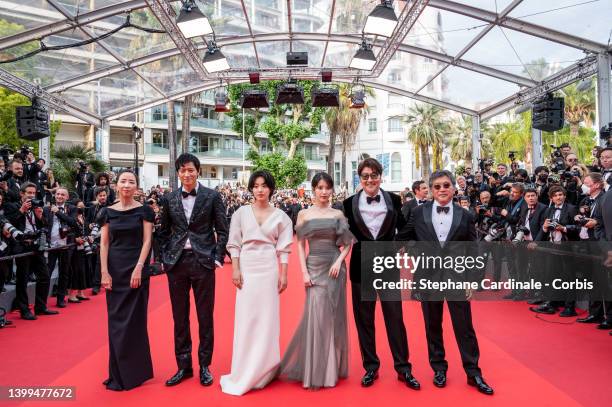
[{"xmin": 132, "ymin": 124, "xmax": 142, "ymax": 178}]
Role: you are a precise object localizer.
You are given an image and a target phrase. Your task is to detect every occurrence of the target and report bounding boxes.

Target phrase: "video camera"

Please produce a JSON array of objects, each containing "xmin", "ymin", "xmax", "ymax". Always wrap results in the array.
[{"xmin": 550, "ymin": 145, "xmax": 566, "ymax": 173}]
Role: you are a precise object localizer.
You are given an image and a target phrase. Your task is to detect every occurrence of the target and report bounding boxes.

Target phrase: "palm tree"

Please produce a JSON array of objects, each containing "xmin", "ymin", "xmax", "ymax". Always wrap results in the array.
[
  {"xmin": 324, "ymin": 84, "xmax": 372, "ymax": 188},
  {"xmin": 51, "ymin": 145, "xmax": 108, "ymax": 192},
  {"xmin": 559, "ymin": 80, "xmax": 596, "ymax": 137},
  {"xmin": 402, "ymin": 104, "xmax": 447, "ymax": 181},
  {"xmin": 448, "ymin": 114, "xmax": 473, "ymax": 163},
  {"xmin": 488, "ymin": 112, "xmax": 533, "ymax": 169}
]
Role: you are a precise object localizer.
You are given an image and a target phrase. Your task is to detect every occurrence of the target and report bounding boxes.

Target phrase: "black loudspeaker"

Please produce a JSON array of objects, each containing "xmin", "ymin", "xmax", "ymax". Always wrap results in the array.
[
  {"xmin": 286, "ymin": 52, "xmax": 308, "ymax": 66},
  {"xmin": 16, "ymin": 101, "xmax": 50, "ymax": 141},
  {"xmin": 532, "ymin": 95, "xmax": 564, "ymax": 132}
]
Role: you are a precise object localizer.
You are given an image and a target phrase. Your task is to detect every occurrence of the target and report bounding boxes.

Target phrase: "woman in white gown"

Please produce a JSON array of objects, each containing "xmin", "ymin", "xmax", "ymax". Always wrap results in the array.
[{"xmin": 220, "ymin": 170, "xmax": 293, "ymax": 396}]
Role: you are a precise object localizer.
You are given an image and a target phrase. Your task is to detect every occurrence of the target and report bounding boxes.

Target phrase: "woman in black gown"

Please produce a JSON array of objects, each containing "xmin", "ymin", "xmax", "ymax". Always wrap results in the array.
[{"xmin": 99, "ymin": 170, "xmax": 154, "ymax": 391}]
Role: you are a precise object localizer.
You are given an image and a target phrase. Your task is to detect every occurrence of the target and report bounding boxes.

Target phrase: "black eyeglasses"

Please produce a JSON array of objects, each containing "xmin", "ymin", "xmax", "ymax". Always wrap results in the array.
[
  {"xmin": 432, "ymin": 182, "xmax": 452, "ymax": 190},
  {"xmin": 360, "ymin": 173, "xmax": 380, "ymax": 181}
]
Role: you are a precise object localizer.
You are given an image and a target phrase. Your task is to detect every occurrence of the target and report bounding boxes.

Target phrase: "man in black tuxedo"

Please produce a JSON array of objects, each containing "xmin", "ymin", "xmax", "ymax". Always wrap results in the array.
[
  {"xmin": 5, "ymin": 182, "xmax": 58, "ymax": 320},
  {"xmin": 593, "ymin": 174, "xmax": 612, "ymax": 334},
  {"xmin": 3, "ymin": 160, "xmax": 25, "ymax": 204},
  {"xmin": 398, "ymin": 170, "xmax": 494, "ymax": 395},
  {"xmin": 401, "ymin": 180, "xmax": 429, "ymax": 221},
  {"xmin": 530, "ymin": 185, "xmax": 580, "ymax": 316},
  {"xmin": 43, "ymin": 187, "xmax": 78, "ymax": 308},
  {"xmin": 75, "ymin": 163, "xmax": 95, "ymax": 201},
  {"xmin": 159, "ymin": 153, "xmax": 229, "ymax": 387},
  {"xmin": 343, "ymin": 158, "xmax": 420, "ymax": 390}
]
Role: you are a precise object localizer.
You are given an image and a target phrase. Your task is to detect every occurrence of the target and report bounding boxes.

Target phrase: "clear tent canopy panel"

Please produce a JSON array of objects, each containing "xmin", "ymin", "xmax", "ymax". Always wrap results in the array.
[{"xmin": 0, "ymin": 0, "xmax": 609, "ymax": 134}]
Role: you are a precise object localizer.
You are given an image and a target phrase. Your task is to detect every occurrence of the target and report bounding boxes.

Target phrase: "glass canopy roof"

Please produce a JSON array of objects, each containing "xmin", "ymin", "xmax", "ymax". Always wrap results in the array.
[{"xmin": 0, "ymin": 0, "xmax": 609, "ymax": 125}]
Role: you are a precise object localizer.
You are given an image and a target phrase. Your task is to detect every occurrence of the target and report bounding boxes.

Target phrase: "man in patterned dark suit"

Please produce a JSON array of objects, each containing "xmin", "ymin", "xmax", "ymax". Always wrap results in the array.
[{"xmin": 159, "ymin": 153, "xmax": 229, "ymax": 387}]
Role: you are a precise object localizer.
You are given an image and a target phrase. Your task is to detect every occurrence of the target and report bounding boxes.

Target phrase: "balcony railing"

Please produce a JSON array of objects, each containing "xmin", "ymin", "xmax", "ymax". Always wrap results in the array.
[
  {"xmin": 110, "ymin": 143, "xmax": 139, "ymax": 154},
  {"xmin": 145, "ymin": 144, "xmax": 243, "ymax": 159}
]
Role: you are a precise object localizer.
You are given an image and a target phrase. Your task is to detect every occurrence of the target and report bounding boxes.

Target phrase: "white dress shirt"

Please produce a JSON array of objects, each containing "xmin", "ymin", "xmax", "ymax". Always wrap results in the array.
[
  {"xmin": 551, "ymin": 206, "xmax": 563, "ymax": 242},
  {"xmin": 523, "ymin": 207, "xmax": 534, "ymax": 241},
  {"xmin": 182, "ymin": 183, "xmax": 200, "ymax": 250},
  {"xmin": 50, "ymin": 205, "xmax": 67, "ymax": 247},
  {"xmin": 432, "ymin": 201, "xmax": 453, "ymax": 243},
  {"xmin": 358, "ymin": 191, "xmax": 387, "ymax": 239}
]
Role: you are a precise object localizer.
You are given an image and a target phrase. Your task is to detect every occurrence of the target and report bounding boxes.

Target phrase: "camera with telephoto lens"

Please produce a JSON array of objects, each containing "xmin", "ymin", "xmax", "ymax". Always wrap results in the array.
[
  {"xmin": 20, "ymin": 145, "xmax": 33, "ymax": 156},
  {"xmin": 512, "ymin": 225, "xmax": 531, "ymax": 243},
  {"xmin": 550, "ymin": 145, "xmax": 566, "ymax": 173},
  {"xmin": 0, "ymin": 144, "xmax": 13, "ymax": 164},
  {"xmin": 546, "ymin": 219, "xmax": 560, "ymax": 231},
  {"xmin": 575, "ymin": 215, "xmax": 590, "ymax": 227},
  {"xmin": 21, "ymin": 230, "xmax": 48, "ymax": 251},
  {"xmin": 28, "ymin": 199, "xmax": 44, "ymax": 208},
  {"xmin": 2, "ymin": 221, "xmax": 26, "ymax": 242}
]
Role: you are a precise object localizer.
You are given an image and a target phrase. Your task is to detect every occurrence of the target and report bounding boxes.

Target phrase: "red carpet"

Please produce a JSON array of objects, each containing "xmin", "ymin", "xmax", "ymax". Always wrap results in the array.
[{"xmin": 1, "ymin": 242, "xmax": 610, "ymax": 407}]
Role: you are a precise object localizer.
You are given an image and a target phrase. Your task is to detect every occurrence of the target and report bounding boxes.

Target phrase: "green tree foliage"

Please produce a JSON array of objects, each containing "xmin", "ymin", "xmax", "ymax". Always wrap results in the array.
[
  {"xmin": 51, "ymin": 145, "xmax": 108, "ymax": 192},
  {"xmin": 249, "ymin": 152, "xmax": 308, "ymax": 189}
]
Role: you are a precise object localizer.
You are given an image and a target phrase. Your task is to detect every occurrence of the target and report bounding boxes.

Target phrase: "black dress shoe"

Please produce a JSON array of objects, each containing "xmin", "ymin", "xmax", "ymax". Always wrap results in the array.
[
  {"xmin": 57, "ymin": 298, "xmax": 66, "ymax": 308},
  {"xmin": 597, "ymin": 321, "xmax": 612, "ymax": 330},
  {"xmin": 165, "ymin": 368, "xmax": 193, "ymax": 386},
  {"xmin": 102, "ymin": 378, "xmax": 111, "ymax": 386},
  {"xmin": 35, "ymin": 308, "xmax": 59, "ymax": 316},
  {"xmin": 468, "ymin": 376, "xmax": 494, "ymax": 395},
  {"xmin": 77, "ymin": 296, "xmax": 90, "ymax": 301},
  {"xmin": 529, "ymin": 304, "xmax": 556, "ymax": 314},
  {"xmin": 361, "ymin": 370, "xmax": 378, "ymax": 387},
  {"xmin": 559, "ymin": 307, "xmax": 577, "ymax": 317},
  {"xmin": 92, "ymin": 289, "xmax": 100, "ymax": 296},
  {"xmin": 21, "ymin": 310, "xmax": 37, "ymax": 320},
  {"xmin": 576, "ymin": 315, "xmax": 603, "ymax": 323},
  {"xmin": 200, "ymin": 366, "xmax": 213, "ymax": 386},
  {"xmin": 397, "ymin": 372, "xmax": 420, "ymax": 390},
  {"xmin": 433, "ymin": 371, "xmax": 447, "ymax": 388}
]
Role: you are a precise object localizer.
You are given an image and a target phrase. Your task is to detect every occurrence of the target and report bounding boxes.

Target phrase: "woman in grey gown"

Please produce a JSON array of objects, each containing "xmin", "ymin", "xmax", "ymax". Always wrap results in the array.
[{"xmin": 280, "ymin": 172, "xmax": 354, "ymax": 389}]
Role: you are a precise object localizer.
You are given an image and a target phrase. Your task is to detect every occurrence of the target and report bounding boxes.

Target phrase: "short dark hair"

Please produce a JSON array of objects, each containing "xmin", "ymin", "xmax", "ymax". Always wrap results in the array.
[
  {"xmin": 175, "ymin": 153, "xmax": 201, "ymax": 172},
  {"xmin": 357, "ymin": 158, "xmax": 383, "ymax": 177},
  {"xmin": 534, "ymin": 165, "xmax": 549, "ymax": 174},
  {"xmin": 94, "ymin": 186, "xmax": 107, "ymax": 197},
  {"xmin": 116, "ymin": 169, "xmax": 139, "ymax": 187},
  {"xmin": 457, "ymin": 195, "xmax": 470, "ymax": 203},
  {"xmin": 248, "ymin": 170, "xmax": 276, "ymax": 199},
  {"xmin": 560, "ymin": 142, "xmax": 570, "ymax": 148},
  {"xmin": 586, "ymin": 172, "xmax": 604, "ymax": 186},
  {"xmin": 429, "ymin": 170, "xmax": 456, "ymax": 188},
  {"xmin": 95, "ymin": 172, "xmax": 109, "ymax": 185},
  {"xmin": 524, "ymin": 187, "xmax": 538, "ymax": 196},
  {"xmin": 20, "ymin": 181, "xmax": 37, "ymax": 193},
  {"xmin": 311, "ymin": 172, "xmax": 333, "ymax": 189},
  {"xmin": 548, "ymin": 184, "xmax": 566, "ymax": 198},
  {"xmin": 412, "ymin": 180, "xmax": 426, "ymax": 193},
  {"xmin": 515, "ymin": 169, "xmax": 529, "ymax": 179},
  {"xmin": 511, "ymin": 182, "xmax": 525, "ymax": 194}
]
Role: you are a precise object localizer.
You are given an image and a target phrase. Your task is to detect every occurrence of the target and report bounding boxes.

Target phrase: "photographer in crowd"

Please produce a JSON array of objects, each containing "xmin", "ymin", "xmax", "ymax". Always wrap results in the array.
[
  {"xmin": 43, "ymin": 187, "xmax": 78, "ymax": 308},
  {"xmin": 4, "ymin": 182, "xmax": 57, "ymax": 320},
  {"xmin": 86, "ymin": 172, "xmax": 115, "ymax": 206},
  {"xmin": 75, "ymin": 162, "xmax": 94, "ymax": 201}
]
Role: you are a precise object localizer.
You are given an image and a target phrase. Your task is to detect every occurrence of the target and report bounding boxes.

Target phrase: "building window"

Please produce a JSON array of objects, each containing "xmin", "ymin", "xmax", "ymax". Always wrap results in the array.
[
  {"xmin": 368, "ymin": 118, "xmax": 377, "ymax": 132},
  {"xmin": 152, "ymin": 105, "xmax": 167, "ymax": 120},
  {"xmin": 334, "ymin": 162, "xmax": 341, "ymax": 186},
  {"xmin": 387, "ymin": 72, "xmax": 402, "ymax": 82},
  {"xmin": 391, "ymin": 152, "xmax": 401, "ymax": 182},
  {"xmin": 157, "ymin": 165, "xmax": 164, "ymax": 177},
  {"xmin": 152, "ymin": 131, "xmax": 168, "ymax": 148},
  {"xmin": 388, "ymin": 118, "xmax": 402, "ymax": 132}
]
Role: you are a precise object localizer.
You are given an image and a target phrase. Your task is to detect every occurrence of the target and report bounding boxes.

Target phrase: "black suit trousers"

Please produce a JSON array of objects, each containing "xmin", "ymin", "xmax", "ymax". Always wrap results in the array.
[
  {"xmin": 15, "ymin": 251, "xmax": 50, "ymax": 313},
  {"xmin": 421, "ymin": 300, "xmax": 481, "ymax": 377},
  {"xmin": 167, "ymin": 251, "xmax": 215, "ymax": 369},
  {"xmin": 351, "ymin": 281, "xmax": 411, "ymax": 374},
  {"xmin": 47, "ymin": 249, "xmax": 72, "ymax": 297}
]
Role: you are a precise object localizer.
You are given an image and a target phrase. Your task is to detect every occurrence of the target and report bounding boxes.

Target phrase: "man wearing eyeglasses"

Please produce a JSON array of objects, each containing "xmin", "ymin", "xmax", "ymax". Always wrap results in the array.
[
  {"xmin": 343, "ymin": 158, "xmax": 420, "ymax": 390},
  {"xmin": 398, "ymin": 170, "xmax": 494, "ymax": 395}
]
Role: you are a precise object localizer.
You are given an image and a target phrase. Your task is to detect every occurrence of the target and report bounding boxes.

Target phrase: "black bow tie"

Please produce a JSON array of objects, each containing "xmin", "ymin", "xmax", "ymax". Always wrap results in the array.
[
  {"xmin": 366, "ymin": 195, "xmax": 381, "ymax": 204},
  {"xmin": 182, "ymin": 189, "xmax": 197, "ymax": 198},
  {"xmin": 418, "ymin": 200, "xmax": 427, "ymax": 204},
  {"xmin": 436, "ymin": 206, "xmax": 450, "ymax": 214},
  {"xmin": 58, "ymin": 206, "xmax": 64, "ymax": 212}
]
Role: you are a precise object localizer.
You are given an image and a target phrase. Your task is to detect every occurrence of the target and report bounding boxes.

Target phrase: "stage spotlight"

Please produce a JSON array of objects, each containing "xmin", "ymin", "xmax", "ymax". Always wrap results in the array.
[
  {"xmin": 321, "ymin": 70, "xmax": 332, "ymax": 82},
  {"xmin": 248, "ymin": 71, "xmax": 260, "ymax": 84},
  {"xmin": 214, "ymin": 90, "xmax": 230, "ymax": 112},
  {"xmin": 514, "ymin": 102, "xmax": 532, "ymax": 115},
  {"xmin": 350, "ymin": 90, "xmax": 366, "ymax": 109},
  {"xmin": 202, "ymin": 42, "xmax": 230, "ymax": 73},
  {"xmin": 312, "ymin": 87, "xmax": 339, "ymax": 107},
  {"xmin": 276, "ymin": 82, "xmax": 305, "ymax": 105},
  {"xmin": 364, "ymin": 0, "xmax": 398, "ymax": 37},
  {"xmin": 350, "ymin": 41, "xmax": 376, "ymax": 71},
  {"xmin": 240, "ymin": 89, "xmax": 269, "ymax": 109},
  {"xmin": 176, "ymin": 0, "xmax": 213, "ymax": 38}
]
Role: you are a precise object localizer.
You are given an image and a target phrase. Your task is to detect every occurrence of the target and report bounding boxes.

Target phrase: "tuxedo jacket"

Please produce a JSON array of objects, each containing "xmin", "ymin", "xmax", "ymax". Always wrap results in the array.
[
  {"xmin": 517, "ymin": 202, "xmax": 548, "ymax": 241},
  {"xmin": 4, "ymin": 202, "xmax": 46, "ymax": 253},
  {"xmin": 398, "ymin": 201, "xmax": 477, "ymax": 299},
  {"xmin": 159, "ymin": 184, "xmax": 229, "ymax": 272},
  {"xmin": 343, "ymin": 189, "xmax": 405, "ymax": 283},
  {"xmin": 401, "ymin": 198, "xmax": 418, "ymax": 221},
  {"xmin": 536, "ymin": 203, "xmax": 579, "ymax": 242},
  {"xmin": 594, "ymin": 190, "xmax": 612, "ymax": 241},
  {"xmin": 577, "ymin": 193, "xmax": 605, "ymax": 241},
  {"xmin": 43, "ymin": 204, "xmax": 78, "ymax": 243}
]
